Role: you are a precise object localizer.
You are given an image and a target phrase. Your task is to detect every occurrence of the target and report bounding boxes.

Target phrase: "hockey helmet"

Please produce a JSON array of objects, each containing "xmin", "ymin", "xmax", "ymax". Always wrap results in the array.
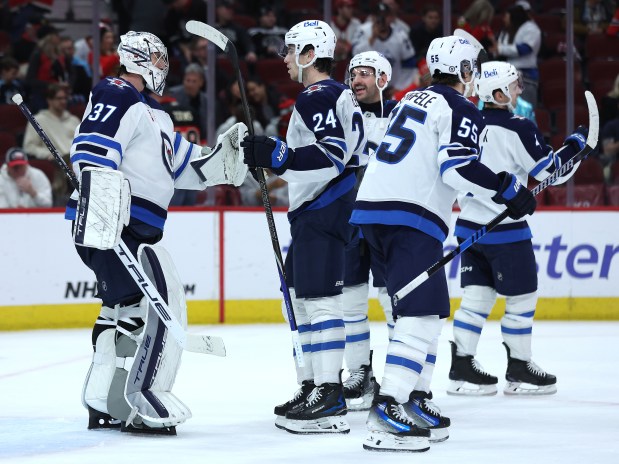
[
  {"xmin": 348, "ymin": 51, "xmax": 392, "ymax": 90},
  {"xmin": 284, "ymin": 20, "xmax": 336, "ymax": 60},
  {"xmin": 476, "ymin": 61, "xmax": 523, "ymax": 109},
  {"xmin": 118, "ymin": 31, "xmax": 169, "ymax": 96}
]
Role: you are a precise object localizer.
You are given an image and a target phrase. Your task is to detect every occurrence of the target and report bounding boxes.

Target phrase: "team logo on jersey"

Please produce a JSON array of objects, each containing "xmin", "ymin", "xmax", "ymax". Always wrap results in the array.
[
  {"xmin": 304, "ymin": 84, "xmax": 324, "ymax": 94},
  {"xmin": 160, "ymin": 131, "xmax": 174, "ymax": 178},
  {"xmin": 106, "ymin": 77, "xmax": 130, "ymax": 89}
]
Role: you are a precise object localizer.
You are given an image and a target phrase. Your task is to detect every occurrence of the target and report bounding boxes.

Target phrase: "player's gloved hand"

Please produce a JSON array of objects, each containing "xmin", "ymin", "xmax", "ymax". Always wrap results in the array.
[
  {"xmin": 491, "ymin": 171, "xmax": 537, "ymax": 220},
  {"xmin": 564, "ymin": 125, "xmax": 588, "ymax": 152},
  {"xmin": 241, "ymin": 135, "xmax": 294, "ymax": 175}
]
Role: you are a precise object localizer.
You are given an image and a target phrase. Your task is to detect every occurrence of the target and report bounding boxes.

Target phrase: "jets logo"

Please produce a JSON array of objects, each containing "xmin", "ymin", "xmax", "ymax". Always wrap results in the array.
[
  {"xmin": 305, "ymin": 84, "xmax": 324, "ymax": 94},
  {"xmin": 107, "ymin": 77, "xmax": 130, "ymax": 89},
  {"xmin": 160, "ymin": 131, "xmax": 174, "ymax": 178}
]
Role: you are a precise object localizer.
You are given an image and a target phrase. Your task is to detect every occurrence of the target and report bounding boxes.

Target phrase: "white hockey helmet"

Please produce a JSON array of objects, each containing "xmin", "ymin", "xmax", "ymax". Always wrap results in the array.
[
  {"xmin": 427, "ymin": 35, "xmax": 479, "ymax": 93},
  {"xmin": 476, "ymin": 61, "xmax": 522, "ymax": 110},
  {"xmin": 283, "ymin": 20, "xmax": 336, "ymax": 83},
  {"xmin": 348, "ymin": 51, "xmax": 392, "ymax": 90},
  {"xmin": 118, "ymin": 31, "xmax": 169, "ymax": 96}
]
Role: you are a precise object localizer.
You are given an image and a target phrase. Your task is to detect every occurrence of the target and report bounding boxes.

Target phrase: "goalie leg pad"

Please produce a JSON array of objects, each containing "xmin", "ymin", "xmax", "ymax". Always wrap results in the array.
[{"xmin": 107, "ymin": 245, "xmax": 191, "ymax": 431}]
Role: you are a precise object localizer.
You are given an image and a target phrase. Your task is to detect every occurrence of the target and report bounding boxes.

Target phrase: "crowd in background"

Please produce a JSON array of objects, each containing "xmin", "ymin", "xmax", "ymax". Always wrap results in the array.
[{"xmin": 1, "ymin": 0, "xmax": 619, "ymax": 208}]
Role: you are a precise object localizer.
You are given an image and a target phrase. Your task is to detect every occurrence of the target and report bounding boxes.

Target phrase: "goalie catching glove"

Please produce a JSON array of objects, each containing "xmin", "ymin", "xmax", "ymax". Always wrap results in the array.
[
  {"xmin": 241, "ymin": 135, "xmax": 295, "ymax": 175},
  {"xmin": 73, "ymin": 167, "xmax": 131, "ymax": 250},
  {"xmin": 190, "ymin": 122, "xmax": 249, "ymax": 187}
]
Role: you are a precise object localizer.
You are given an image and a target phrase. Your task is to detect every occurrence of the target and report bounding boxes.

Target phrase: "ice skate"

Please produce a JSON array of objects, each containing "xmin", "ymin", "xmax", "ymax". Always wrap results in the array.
[
  {"xmin": 363, "ymin": 395, "xmax": 430, "ymax": 453},
  {"xmin": 404, "ymin": 390, "xmax": 450, "ymax": 443},
  {"xmin": 503, "ymin": 343, "xmax": 557, "ymax": 395},
  {"xmin": 87, "ymin": 406, "xmax": 121, "ymax": 430},
  {"xmin": 447, "ymin": 341, "xmax": 498, "ymax": 396},
  {"xmin": 284, "ymin": 383, "xmax": 349, "ymax": 434},
  {"xmin": 273, "ymin": 380, "xmax": 315, "ymax": 429},
  {"xmin": 343, "ymin": 352, "xmax": 380, "ymax": 411}
]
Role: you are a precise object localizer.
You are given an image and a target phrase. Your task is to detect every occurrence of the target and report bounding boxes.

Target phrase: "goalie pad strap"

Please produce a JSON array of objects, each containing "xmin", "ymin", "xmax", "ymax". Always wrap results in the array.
[{"xmin": 74, "ymin": 167, "xmax": 130, "ymax": 250}]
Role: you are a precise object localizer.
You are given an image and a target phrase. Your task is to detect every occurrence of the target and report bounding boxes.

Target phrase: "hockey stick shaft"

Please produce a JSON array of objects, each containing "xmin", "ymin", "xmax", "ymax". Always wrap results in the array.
[
  {"xmin": 393, "ymin": 90, "xmax": 599, "ymax": 305},
  {"xmin": 12, "ymin": 93, "xmax": 225, "ymax": 357},
  {"xmin": 186, "ymin": 21, "xmax": 305, "ymax": 366}
]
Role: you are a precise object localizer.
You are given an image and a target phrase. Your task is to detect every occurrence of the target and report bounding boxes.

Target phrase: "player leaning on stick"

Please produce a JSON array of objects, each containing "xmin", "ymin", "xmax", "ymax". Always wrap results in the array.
[
  {"xmin": 350, "ymin": 36, "xmax": 537, "ymax": 452},
  {"xmin": 448, "ymin": 61, "xmax": 588, "ymax": 397},
  {"xmin": 340, "ymin": 51, "xmax": 395, "ymax": 411},
  {"xmin": 241, "ymin": 20, "xmax": 366, "ymax": 435},
  {"xmin": 64, "ymin": 31, "xmax": 247, "ymax": 434}
]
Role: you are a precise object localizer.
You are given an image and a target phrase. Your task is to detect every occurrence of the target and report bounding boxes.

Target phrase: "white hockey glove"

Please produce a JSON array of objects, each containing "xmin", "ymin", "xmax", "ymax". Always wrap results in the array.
[
  {"xmin": 73, "ymin": 167, "xmax": 131, "ymax": 250},
  {"xmin": 190, "ymin": 122, "xmax": 249, "ymax": 187}
]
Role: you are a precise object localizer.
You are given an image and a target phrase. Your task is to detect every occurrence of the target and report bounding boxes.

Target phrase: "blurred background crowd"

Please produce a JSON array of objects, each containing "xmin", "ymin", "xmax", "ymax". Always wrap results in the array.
[{"xmin": 0, "ymin": 0, "xmax": 618, "ymax": 209}]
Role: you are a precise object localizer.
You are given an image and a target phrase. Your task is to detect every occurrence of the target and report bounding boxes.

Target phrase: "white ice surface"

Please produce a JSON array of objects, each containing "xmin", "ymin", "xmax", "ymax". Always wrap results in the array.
[{"xmin": 1, "ymin": 321, "xmax": 618, "ymax": 463}]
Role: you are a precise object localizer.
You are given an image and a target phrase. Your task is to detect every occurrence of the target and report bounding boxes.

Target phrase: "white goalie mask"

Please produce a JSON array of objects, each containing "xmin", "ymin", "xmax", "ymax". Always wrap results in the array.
[
  {"xmin": 427, "ymin": 35, "xmax": 479, "ymax": 95},
  {"xmin": 118, "ymin": 31, "xmax": 169, "ymax": 96},
  {"xmin": 476, "ymin": 61, "xmax": 523, "ymax": 111},
  {"xmin": 282, "ymin": 20, "xmax": 336, "ymax": 83},
  {"xmin": 348, "ymin": 51, "xmax": 392, "ymax": 92}
]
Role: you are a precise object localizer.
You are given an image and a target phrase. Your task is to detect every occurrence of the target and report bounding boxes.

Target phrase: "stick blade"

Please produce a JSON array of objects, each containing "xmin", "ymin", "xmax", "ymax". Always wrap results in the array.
[
  {"xmin": 186, "ymin": 20, "xmax": 229, "ymax": 52},
  {"xmin": 584, "ymin": 90, "xmax": 599, "ymax": 149},
  {"xmin": 185, "ymin": 333, "xmax": 227, "ymax": 357}
]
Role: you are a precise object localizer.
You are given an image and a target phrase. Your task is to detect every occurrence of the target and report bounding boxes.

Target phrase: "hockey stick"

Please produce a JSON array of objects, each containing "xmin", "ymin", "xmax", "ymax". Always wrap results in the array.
[
  {"xmin": 12, "ymin": 93, "xmax": 226, "ymax": 357},
  {"xmin": 186, "ymin": 20, "xmax": 305, "ymax": 366},
  {"xmin": 393, "ymin": 90, "xmax": 599, "ymax": 306}
]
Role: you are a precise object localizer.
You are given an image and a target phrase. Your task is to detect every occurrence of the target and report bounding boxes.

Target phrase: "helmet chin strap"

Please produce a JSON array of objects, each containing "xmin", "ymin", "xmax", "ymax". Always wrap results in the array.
[
  {"xmin": 375, "ymin": 76, "xmax": 388, "ymax": 129},
  {"xmin": 295, "ymin": 54, "xmax": 317, "ymax": 84}
]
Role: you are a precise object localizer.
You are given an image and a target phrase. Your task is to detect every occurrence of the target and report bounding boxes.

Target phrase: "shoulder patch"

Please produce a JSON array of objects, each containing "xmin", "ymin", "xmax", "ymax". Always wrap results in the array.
[
  {"xmin": 106, "ymin": 77, "xmax": 132, "ymax": 90},
  {"xmin": 304, "ymin": 84, "xmax": 325, "ymax": 94}
]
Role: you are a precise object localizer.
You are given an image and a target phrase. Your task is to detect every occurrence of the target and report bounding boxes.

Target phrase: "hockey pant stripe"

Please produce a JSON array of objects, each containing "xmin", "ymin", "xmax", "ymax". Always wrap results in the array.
[
  {"xmin": 346, "ymin": 332, "xmax": 370, "ymax": 343},
  {"xmin": 501, "ymin": 326, "xmax": 533, "ymax": 335},
  {"xmin": 385, "ymin": 355, "xmax": 423, "ymax": 374},
  {"xmin": 312, "ymin": 340, "xmax": 346, "ymax": 352},
  {"xmin": 453, "ymin": 319, "xmax": 483, "ymax": 334},
  {"xmin": 312, "ymin": 319, "xmax": 345, "ymax": 330}
]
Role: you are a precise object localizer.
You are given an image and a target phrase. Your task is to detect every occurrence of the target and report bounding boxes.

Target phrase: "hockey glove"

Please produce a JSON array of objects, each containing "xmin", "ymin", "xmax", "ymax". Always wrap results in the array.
[
  {"xmin": 491, "ymin": 171, "xmax": 537, "ymax": 220},
  {"xmin": 241, "ymin": 135, "xmax": 294, "ymax": 175},
  {"xmin": 564, "ymin": 125, "xmax": 588, "ymax": 152}
]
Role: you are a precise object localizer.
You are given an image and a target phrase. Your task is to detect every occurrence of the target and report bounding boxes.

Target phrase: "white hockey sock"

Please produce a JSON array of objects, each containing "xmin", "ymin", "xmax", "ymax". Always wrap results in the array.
[
  {"xmin": 377, "ymin": 287, "xmax": 394, "ymax": 341},
  {"xmin": 453, "ymin": 285, "xmax": 496, "ymax": 356},
  {"xmin": 343, "ymin": 283, "xmax": 370, "ymax": 371},
  {"xmin": 380, "ymin": 315, "xmax": 442, "ymax": 404},
  {"xmin": 502, "ymin": 292, "xmax": 537, "ymax": 361},
  {"xmin": 283, "ymin": 288, "xmax": 314, "ymax": 383},
  {"xmin": 413, "ymin": 324, "xmax": 442, "ymax": 393},
  {"xmin": 305, "ymin": 295, "xmax": 345, "ymax": 385}
]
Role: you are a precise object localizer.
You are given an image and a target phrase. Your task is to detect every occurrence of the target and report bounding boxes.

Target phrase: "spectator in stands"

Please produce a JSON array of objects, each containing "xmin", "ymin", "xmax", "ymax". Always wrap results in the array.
[
  {"xmin": 607, "ymin": 6, "xmax": 619, "ymax": 36},
  {"xmin": 0, "ymin": 146, "xmax": 52, "ymax": 208},
  {"xmin": 0, "ymin": 56, "xmax": 27, "ymax": 105},
  {"xmin": 573, "ymin": 0, "xmax": 615, "ymax": 40},
  {"xmin": 164, "ymin": 0, "xmax": 207, "ymax": 51},
  {"xmin": 59, "ymin": 36, "xmax": 91, "ymax": 103},
  {"xmin": 167, "ymin": 63, "xmax": 208, "ymax": 140},
  {"xmin": 409, "ymin": 3, "xmax": 442, "ymax": 63},
  {"xmin": 215, "ymin": 0, "xmax": 257, "ymax": 65},
  {"xmin": 352, "ymin": 2, "xmax": 416, "ymax": 94},
  {"xmin": 380, "ymin": 0, "xmax": 410, "ymax": 35},
  {"xmin": 12, "ymin": 19, "xmax": 40, "ymax": 64},
  {"xmin": 23, "ymin": 83, "xmax": 80, "ymax": 204},
  {"xmin": 249, "ymin": 5, "xmax": 287, "ymax": 59},
  {"xmin": 216, "ymin": 102, "xmax": 263, "ymax": 141},
  {"xmin": 246, "ymin": 76, "xmax": 282, "ymax": 132},
  {"xmin": 490, "ymin": 2, "xmax": 541, "ymax": 107},
  {"xmin": 239, "ymin": 172, "xmax": 288, "ymax": 207},
  {"xmin": 457, "ymin": 0, "xmax": 496, "ymax": 50},
  {"xmin": 601, "ymin": 73, "xmax": 619, "ymax": 126},
  {"xmin": 331, "ymin": 0, "xmax": 362, "ymax": 61},
  {"xmin": 89, "ymin": 25, "xmax": 120, "ymax": 78}
]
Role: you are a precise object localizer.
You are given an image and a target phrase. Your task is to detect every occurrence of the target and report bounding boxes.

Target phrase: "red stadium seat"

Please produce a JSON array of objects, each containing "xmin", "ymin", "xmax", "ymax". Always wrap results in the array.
[
  {"xmin": 0, "ymin": 104, "xmax": 27, "ymax": 136},
  {"xmin": 233, "ymin": 14, "xmax": 256, "ymax": 29},
  {"xmin": 28, "ymin": 158, "xmax": 57, "ymax": 185},
  {"xmin": 538, "ymin": 57, "xmax": 582, "ymax": 83},
  {"xmin": 585, "ymin": 35, "xmax": 619, "ymax": 60},
  {"xmin": 255, "ymin": 58, "xmax": 290, "ymax": 84},
  {"xmin": 611, "ymin": 162, "xmax": 619, "ymax": 184},
  {"xmin": 587, "ymin": 60, "xmax": 619, "ymax": 87},
  {"xmin": 607, "ymin": 185, "xmax": 619, "ymax": 205},
  {"xmin": 546, "ymin": 183, "xmax": 606, "ymax": 207},
  {"xmin": 0, "ymin": 131, "xmax": 16, "ymax": 164},
  {"xmin": 216, "ymin": 57, "xmax": 248, "ymax": 80},
  {"xmin": 535, "ymin": 14, "xmax": 563, "ymax": 34},
  {"xmin": 574, "ymin": 158, "xmax": 605, "ymax": 185},
  {"xmin": 540, "ymin": 80, "xmax": 586, "ymax": 113},
  {"xmin": 276, "ymin": 81, "xmax": 304, "ymax": 100},
  {"xmin": 554, "ymin": 105, "xmax": 590, "ymax": 135}
]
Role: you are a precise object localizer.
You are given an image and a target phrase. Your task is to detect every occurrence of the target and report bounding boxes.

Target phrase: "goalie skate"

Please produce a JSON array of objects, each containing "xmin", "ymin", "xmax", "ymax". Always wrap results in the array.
[
  {"xmin": 503, "ymin": 343, "xmax": 557, "ymax": 395},
  {"xmin": 447, "ymin": 341, "xmax": 498, "ymax": 396},
  {"xmin": 284, "ymin": 383, "xmax": 350, "ymax": 434},
  {"xmin": 274, "ymin": 380, "xmax": 314, "ymax": 430},
  {"xmin": 363, "ymin": 396, "xmax": 430, "ymax": 453},
  {"xmin": 405, "ymin": 391, "xmax": 450, "ymax": 443}
]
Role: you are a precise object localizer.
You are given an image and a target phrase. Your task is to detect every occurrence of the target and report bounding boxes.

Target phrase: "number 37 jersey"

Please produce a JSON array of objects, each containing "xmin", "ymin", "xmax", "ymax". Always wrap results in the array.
[{"xmin": 351, "ymin": 85, "xmax": 495, "ymax": 243}]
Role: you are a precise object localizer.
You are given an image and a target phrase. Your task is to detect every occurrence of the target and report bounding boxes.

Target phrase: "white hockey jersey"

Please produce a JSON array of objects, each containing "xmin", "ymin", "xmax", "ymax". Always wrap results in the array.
[
  {"xmin": 351, "ymin": 85, "xmax": 502, "ymax": 243},
  {"xmin": 282, "ymin": 78, "xmax": 366, "ymax": 221},
  {"xmin": 456, "ymin": 108, "xmax": 579, "ymax": 244},
  {"xmin": 359, "ymin": 99, "xmax": 398, "ymax": 158},
  {"xmin": 65, "ymin": 77, "xmax": 206, "ymax": 230}
]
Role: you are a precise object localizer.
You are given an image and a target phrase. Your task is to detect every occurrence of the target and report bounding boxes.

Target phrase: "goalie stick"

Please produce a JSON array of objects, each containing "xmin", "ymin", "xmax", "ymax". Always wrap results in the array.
[
  {"xmin": 186, "ymin": 20, "xmax": 305, "ymax": 367},
  {"xmin": 12, "ymin": 93, "xmax": 226, "ymax": 357},
  {"xmin": 393, "ymin": 90, "xmax": 599, "ymax": 306}
]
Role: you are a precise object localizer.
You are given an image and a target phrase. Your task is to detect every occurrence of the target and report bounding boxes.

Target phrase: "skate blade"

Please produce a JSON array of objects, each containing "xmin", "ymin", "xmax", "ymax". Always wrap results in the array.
[
  {"xmin": 429, "ymin": 427, "xmax": 449, "ymax": 443},
  {"xmin": 274, "ymin": 415, "xmax": 287, "ymax": 430},
  {"xmin": 121, "ymin": 422, "xmax": 176, "ymax": 435},
  {"xmin": 345, "ymin": 394, "xmax": 373, "ymax": 411},
  {"xmin": 284, "ymin": 416, "xmax": 350, "ymax": 434},
  {"xmin": 363, "ymin": 431, "xmax": 430, "ymax": 452},
  {"xmin": 447, "ymin": 380, "xmax": 497, "ymax": 396},
  {"xmin": 504, "ymin": 381, "xmax": 557, "ymax": 396}
]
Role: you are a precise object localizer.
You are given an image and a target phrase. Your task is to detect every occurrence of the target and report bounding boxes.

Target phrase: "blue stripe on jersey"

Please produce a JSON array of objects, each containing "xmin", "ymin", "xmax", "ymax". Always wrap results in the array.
[
  {"xmin": 130, "ymin": 196, "xmax": 168, "ymax": 230},
  {"xmin": 174, "ymin": 142, "xmax": 192, "ymax": 179},
  {"xmin": 385, "ymin": 354, "xmax": 423, "ymax": 373},
  {"xmin": 440, "ymin": 155, "xmax": 477, "ymax": 176},
  {"xmin": 351, "ymin": 200, "xmax": 449, "ymax": 242},
  {"xmin": 70, "ymin": 153, "xmax": 118, "ymax": 169},
  {"xmin": 530, "ymin": 151, "xmax": 554, "ymax": 177},
  {"xmin": 173, "ymin": 132, "xmax": 182, "ymax": 154},
  {"xmin": 425, "ymin": 353, "xmax": 437, "ymax": 364},
  {"xmin": 288, "ymin": 170, "xmax": 356, "ymax": 221},
  {"xmin": 298, "ymin": 323, "xmax": 312, "ymax": 333},
  {"xmin": 74, "ymin": 134, "xmax": 123, "ymax": 157},
  {"xmin": 455, "ymin": 218, "xmax": 532, "ymax": 244},
  {"xmin": 312, "ymin": 341, "xmax": 346, "ymax": 352}
]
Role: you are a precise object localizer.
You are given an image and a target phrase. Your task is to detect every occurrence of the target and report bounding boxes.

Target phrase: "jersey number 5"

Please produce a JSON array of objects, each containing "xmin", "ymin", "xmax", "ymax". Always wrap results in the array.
[{"xmin": 376, "ymin": 106, "xmax": 427, "ymax": 164}]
